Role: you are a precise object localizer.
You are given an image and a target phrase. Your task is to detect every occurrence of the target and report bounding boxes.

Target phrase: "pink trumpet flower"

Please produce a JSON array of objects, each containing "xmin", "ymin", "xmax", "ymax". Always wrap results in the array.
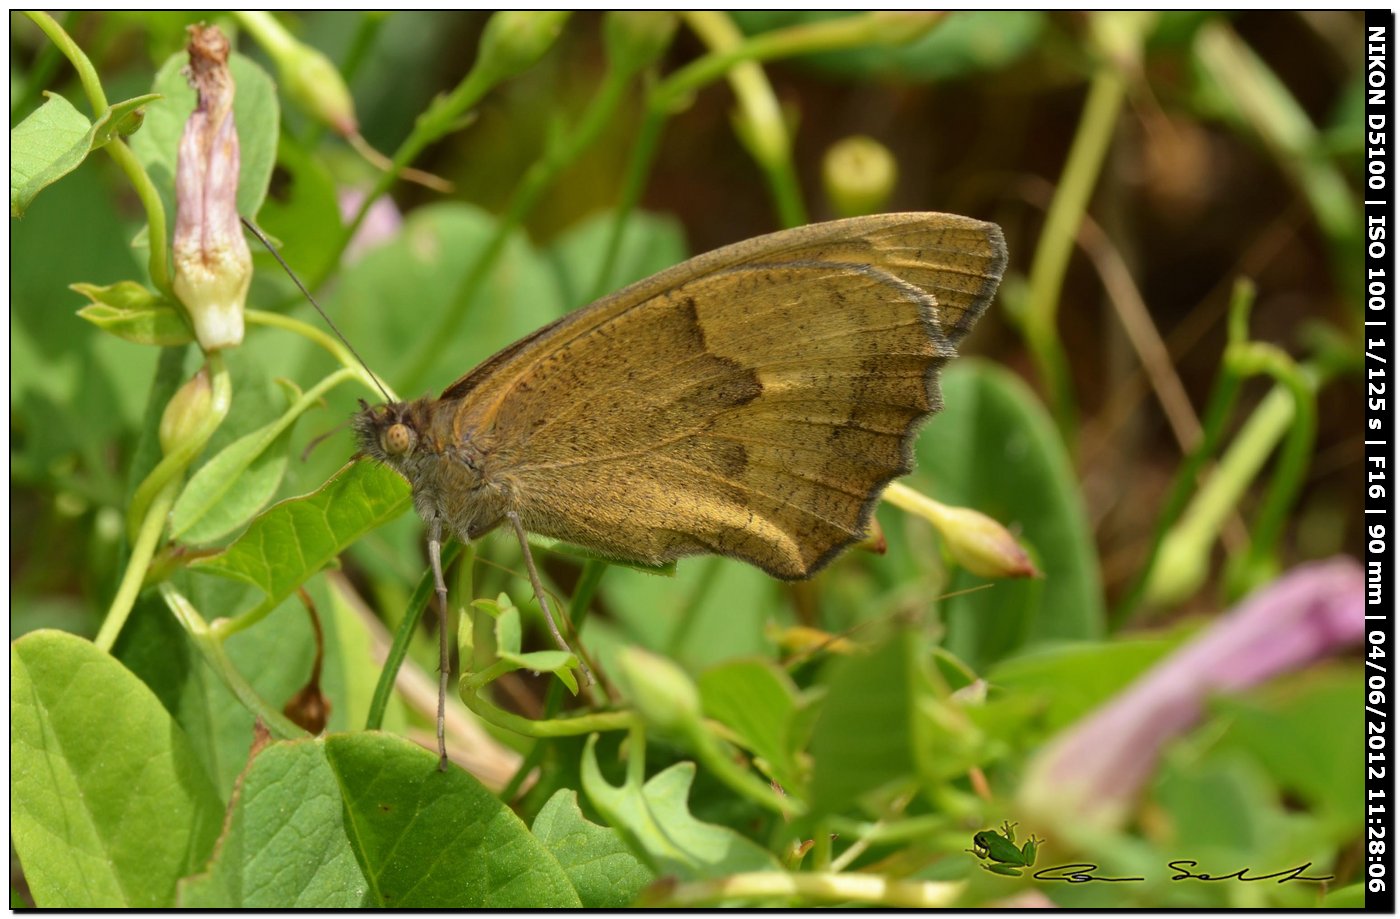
[{"xmin": 1020, "ymin": 557, "xmax": 1364, "ymax": 831}]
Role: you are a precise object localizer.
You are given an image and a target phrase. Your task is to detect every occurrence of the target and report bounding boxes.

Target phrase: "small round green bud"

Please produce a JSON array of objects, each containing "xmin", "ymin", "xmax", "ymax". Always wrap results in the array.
[
  {"xmin": 823, "ymin": 135, "xmax": 898, "ymax": 218},
  {"xmin": 613, "ymin": 646, "xmax": 703, "ymax": 737},
  {"xmin": 475, "ymin": 11, "xmax": 570, "ymax": 84}
]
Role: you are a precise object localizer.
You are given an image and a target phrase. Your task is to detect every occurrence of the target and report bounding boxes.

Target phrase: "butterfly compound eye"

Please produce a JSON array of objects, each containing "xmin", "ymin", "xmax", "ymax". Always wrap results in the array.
[{"xmin": 382, "ymin": 422, "xmax": 416, "ymax": 456}]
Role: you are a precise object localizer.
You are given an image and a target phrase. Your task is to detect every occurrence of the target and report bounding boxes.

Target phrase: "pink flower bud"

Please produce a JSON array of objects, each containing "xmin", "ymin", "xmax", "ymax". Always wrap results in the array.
[{"xmin": 172, "ymin": 24, "xmax": 251, "ymax": 352}]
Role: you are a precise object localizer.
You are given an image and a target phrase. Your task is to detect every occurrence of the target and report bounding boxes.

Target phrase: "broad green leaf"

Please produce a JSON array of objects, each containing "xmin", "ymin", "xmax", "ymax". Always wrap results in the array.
[
  {"xmin": 190, "ymin": 461, "xmax": 411, "ymax": 614},
  {"xmin": 169, "ymin": 386, "xmax": 308, "ymax": 543},
  {"xmin": 913, "ymin": 361, "xmax": 1104, "ymax": 669},
  {"xmin": 179, "ymin": 739, "xmax": 370, "ymax": 907},
  {"xmin": 117, "ymin": 574, "xmax": 406, "ymax": 800},
  {"xmin": 544, "ymin": 208, "xmax": 689, "ymax": 309},
  {"xmin": 809, "ymin": 632, "xmax": 919, "ymax": 815},
  {"xmin": 129, "ymin": 52, "xmax": 278, "ymax": 228},
  {"xmin": 1209, "ymin": 666, "xmax": 1361, "ymax": 836},
  {"xmin": 330, "ymin": 203, "xmax": 562, "ymax": 391},
  {"xmin": 532, "ymin": 789, "xmax": 655, "ymax": 908},
  {"xmin": 255, "ymin": 133, "xmax": 344, "ymax": 281},
  {"xmin": 12, "ymin": 629, "xmax": 223, "ymax": 907},
  {"xmin": 11, "ymin": 92, "xmax": 160, "ymax": 217},
  {"xmin": 324, "ymin": 732, "xmax": 580, "ymax": 907},
  {"xmin": 989, "ymin": 631, "xmax": 1189, "ymax": 733},
  {"xmin": 698, "ymin": 658, "xmax": 801, "ymax": 790},
  {"xmin": 115, "ymin": 580, "xmax": 313, "ymax": 798},
  {"xmin": 580, "ymin": 736, "xmax": 780, "ymax": 881}
]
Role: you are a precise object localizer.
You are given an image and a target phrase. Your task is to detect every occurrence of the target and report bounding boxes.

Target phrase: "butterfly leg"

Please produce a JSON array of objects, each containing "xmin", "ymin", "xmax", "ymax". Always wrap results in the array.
[
  {"xmin": 507, "ymin": 510, "xmax": 593, "ymax": 686},
  {"xmin": 428, "ymin": 517, "xmax": 451, "ymax": 772}
]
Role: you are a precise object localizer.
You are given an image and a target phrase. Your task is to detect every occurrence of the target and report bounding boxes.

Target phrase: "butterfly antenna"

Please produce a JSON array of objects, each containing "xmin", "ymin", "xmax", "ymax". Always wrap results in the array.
[{"xmin": 240, "ymin": 215, "xmax": 395, "ymax": 405}]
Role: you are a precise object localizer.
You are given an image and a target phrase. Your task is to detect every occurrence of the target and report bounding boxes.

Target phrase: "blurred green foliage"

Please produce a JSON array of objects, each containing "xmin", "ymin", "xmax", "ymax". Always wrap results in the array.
[{"xmin": 11, "ymin": 10, "xmax": 1365, "ymax": 909}]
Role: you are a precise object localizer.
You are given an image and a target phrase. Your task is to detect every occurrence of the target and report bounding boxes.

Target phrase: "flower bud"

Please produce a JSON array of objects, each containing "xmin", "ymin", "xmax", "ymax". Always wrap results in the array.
[
  {"xmin": 160, "ymin": 368, "xmax": 214, "ymax": 455},
  {"xmin": 604, "ymin": 12, "xmax": 678, "ymax": 75},
  {"xmin": 475, "ymin": 11, "xmax": 570, "ymax": 85},
  {"xmin": 236, "ymin": 11, "xmax": 357, "ymax": 135},
  {"xmin": 172, "ymin": 24, "xmax": 252, "ymax": 352},
  {"xmin": 883, "ymin": 484, "xmax": 1039, "ymax": 579},
  {"xmin": 823, "ymin": 135, "xmax": 898, "ymax": 218},
  {"xmin": 933, "ymin": 503, "xmax": 1039, "ymax": 579},
  {"xmin": 613, "ymin": 646, "xmax": 702, "ymax": 737}
]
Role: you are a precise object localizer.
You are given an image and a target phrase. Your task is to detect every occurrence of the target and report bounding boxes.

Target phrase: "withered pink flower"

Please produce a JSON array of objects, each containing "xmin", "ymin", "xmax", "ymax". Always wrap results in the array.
[
  {"xmin": 172, "ymin": 24, "xmax": 251, "ymax": 352},
  {"xmin": 1019, "ymin": 557, "xmax": 1364, "ymax": 832}
]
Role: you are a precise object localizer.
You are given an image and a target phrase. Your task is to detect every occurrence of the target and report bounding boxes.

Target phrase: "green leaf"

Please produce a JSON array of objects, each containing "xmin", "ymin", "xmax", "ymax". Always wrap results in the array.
[
  {"xmin": 179, "ymin": 739, "xmax": 370, "ymax": 907},
  {"xmin": 129, "ymin": 52, "xmax": 278, "ymax": 227},
  {"xmin": 913, "ymin": 361, "xmax": 1104, "ymax": 669},
  {"xmin": 532, "ymin": 789, "xmax": 655, "ymax": 908},
  {"xmin": 581, "ymin": 736, "xmax": 780, "ymax": 880},
  {"xmin": 190, "ymin": 461, "xmax": 411, "ymax": 614},
  {"xmin": 324, "ymin": 732, "xmax": 580, "ymax": 907},
  {"xmin": 989, "ymin": 632, "xmax": 1188, "ymax": 733},
  {"xmin": 74, "ymin": 281, "xmax": 192, "ymax": 346},
  {"xmin": 1209, "ymin": 666, "xmax": 1361, "ymax": 835},
  {"xmin": 11, "ymin": 92, "xmax": 92, "ymax": 218},
  {"xmin": 10, "ymin": 92, "xmax": 160, "ymax": 217},
  {"xmin": 11, "ymin": 629, "xmax": 223, "ymax": 907},
  {"xmin": 698, "ymin": 658, "xmax": 801, "ymax": 790},
  {"xmin": 169, "ymin": 388, "xmax": 304, "ymax": 544},
  {"xmin": 330, "ymin": 203, "xmax": 562, "ymax": 390},
  {"xmin": 494, "ymin": 592, "xmax": 523, "ymax": 655},
  {"xmin": 544, "ymin": 208, "xmax": 689, "ymax": 309},
  {"xmin": 809, "ymin": 632, "xmax": 919, "ymax": 815}
]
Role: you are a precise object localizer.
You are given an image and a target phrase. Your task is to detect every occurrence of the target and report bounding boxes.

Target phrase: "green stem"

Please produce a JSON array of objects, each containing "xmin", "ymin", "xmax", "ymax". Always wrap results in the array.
[
  {"xmin": 402, "ymin": 63, "xmax": 634, "ymax": 389},
  {"xmin": 687, "ymin": 723, "xmax": 804, "ymax": 818},
  {"xmin": 498, "ymin": 559, "xmax": 608, "ymax": 801},
  {"xmin": 313, "ymin": 67, "xmax": 497, "ymax": 291},
  {"xmin": 682, "ymin": 11, "xmax": 805, "ymax": 229},
  {"xmin": 1111, "ymin": 376, "xmax": 1242, "ymax": 626},
  {"xmin": 247, "ymin": 309, "xmax": 397, "ymax": 401},
  {"xmin": 592, "ymin": 107, "xmax": 668, "ymax": 301},
  {"xmin": 23, "ymin": 11, "xmax": 107, "ymax": 110},
  {"xmin": 1226, "ymin": 346, "xmax": 1318, "ymax": 570},
  {"xmin": 460, "ymin": 685, "xmax": 638, "ymax": 737},
  {"xmin": 341, "ymin": 13, "xmax": 388, "ymax": 82},
  {"xmin": 1021, "ymin": 64, "xmax": 1126, "ymax": 442},
  {"xmin": 94, "ymin": 477, "xmax": 179, "ymax": 652},
  {"xmin": 23, "ymin": 11, "xmax": 172, "ymax": 295},
  {"xmin": 366, "ymin": 542, "xmax": 463, "ymax": 731},
  {"xmin": 596, "ymin": 13, "xmax": 942, "ymax": 295},
  {"xmin": 106, "ymin": 140, "xmax": 174, "ymax": 297},
  {"xmin": 161, "ymin": 583, "xmax": 306, "ymax": 739},
  {"xmin": 656, "ymin": 13, "xmax": 942, "ymax": 109}
]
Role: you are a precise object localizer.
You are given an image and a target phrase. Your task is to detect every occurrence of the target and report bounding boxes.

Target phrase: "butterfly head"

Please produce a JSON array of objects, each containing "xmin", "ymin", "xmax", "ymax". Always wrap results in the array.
[{"xmin": 352, "ymin": 399, "xmax": 422, "ymax": 466}]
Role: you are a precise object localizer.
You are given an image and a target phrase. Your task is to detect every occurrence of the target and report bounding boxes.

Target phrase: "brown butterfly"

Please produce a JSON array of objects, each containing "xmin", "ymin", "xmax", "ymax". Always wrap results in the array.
[{"xmin": 352, "ymin": 212, "xmax": 1006, "ymax": 764}]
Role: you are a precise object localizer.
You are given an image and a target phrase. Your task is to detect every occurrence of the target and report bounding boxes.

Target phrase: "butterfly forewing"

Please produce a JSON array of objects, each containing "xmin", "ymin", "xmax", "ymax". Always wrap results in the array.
[{"xmin": 434, "ymin": 212, "xmax": 1006, "ymax": 578}]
